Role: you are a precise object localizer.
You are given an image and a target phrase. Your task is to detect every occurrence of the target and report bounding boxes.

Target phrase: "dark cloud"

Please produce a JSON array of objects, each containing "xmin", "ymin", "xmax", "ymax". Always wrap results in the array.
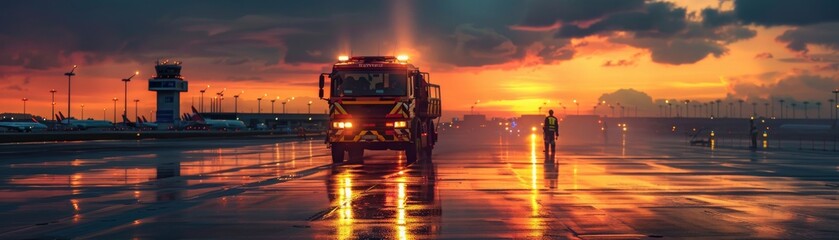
[
  {"xmin": 754, "ymin": 52, "xmax": 773, "ymax": 59},
  {"xmin": 775, "ymin": 23, "xmax": 839, "ymax": 54},
  {"xmin": 816, "ymin": 63, "xmax": 839, "ymax": 72},
  {"xmin": 531, "ymin": 39, "xmax": 575, "ymax": 64},
  {"xmin": 5, "ymin": 85, "xmax": 24, "ymax": 91},
  {"xmin": 602, "ymin": 52, "xmax": 642, "ymax": 67},
  {"xmin": 226, "ymin": 76, "xmax": 263, "ymax": 81},
  {"xmin": 734, "ymin": 0, "xmax": 839, "ymax": 26},
  {"xmin": 701, "ymin": 8, "xmax": 737, "ymax": 27},
  {"xmin": 447, "ymin": 24, "xmax": 518, "ymax": 66},
  {"xmin": 520, "ymin": 0, "xmax": 645, "ymax": 27},
  {"xmin": 556, "ymin": 2, "xmax": 687, "ymax": 38},
  {"xmin": 613, "ymin": 37, "xmax": 727, "ymax": 65},
  {"xmin": 727, "ymin": 72, "xmax": 839, "ymax": 102},
  {"xmin": 2, "ymin": 77, "xmax": 31, "ymax": 92},
  {"xmin": 597, "ymin": 88, "xmax": 656, "ymax": 114},
  {"xmin": 537, "ymin": 1, "xmax": 756, "ymax": 65}
]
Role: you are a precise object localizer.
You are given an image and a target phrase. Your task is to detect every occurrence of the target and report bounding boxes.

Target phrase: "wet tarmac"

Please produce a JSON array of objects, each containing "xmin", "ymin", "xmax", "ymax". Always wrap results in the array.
[{"xmin": 1, "ymin": 132, "xmax": 838, "ymax": 239}]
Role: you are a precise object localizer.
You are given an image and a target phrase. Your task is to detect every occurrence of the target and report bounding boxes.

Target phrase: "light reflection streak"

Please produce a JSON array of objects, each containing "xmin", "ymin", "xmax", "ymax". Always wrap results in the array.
[
  {"xmin": 337, "ymin": 170, "xmax": 353, "ymax": 240},
  {"xmin": 621, "ymin": 132, "xmax": 626, "ymax": 156},
  {"xmin": 396, "ymin": 176, "xmax": 408, "ymax": 240},
  {"xmin": 529, "ymin": 133, "xmax": 542, "ymax": 236}
]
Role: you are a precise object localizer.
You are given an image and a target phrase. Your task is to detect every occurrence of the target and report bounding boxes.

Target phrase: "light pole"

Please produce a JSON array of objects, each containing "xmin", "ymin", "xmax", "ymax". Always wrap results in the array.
[
  {"xmin": 684, "ymin": 100, "xmax": 690, "ymax": 118},
  {"xmin": 779, "ymin": 99, "xmax": 785, "ymax": 118},
  {"xmin": 64, "ymin": 65, "xmax": 77, "ymax": 119},
  {"xmin": 121, "ymin": 71, "xmax": 138, "ymax": 122},
  {"xmin": 308, "ymin": 101, "xmax": 313, "ymax": 114},
  {"xmin": 803, "ymin": 101, "xmax": 810, "ymax": 119},
  {"xmin": 751, "ymin": 102, "xmax": 757, "ymax": 117},
  {"xmin": 103, "ymin": 108, "xmax": 106, "ymax": 121},
  {"xmin": 216, "ymin": 88, "xmax": 226, "ymax": 112},
  {"xmin": 738, "ymin": 99, "xmax": 744, "ymax": 118},
  {"xmin": 112, "ymin": 97, "xmax": 118, "ymax": 124},
  {"xmin": 80, "ymin": 104, "xmax": 84, "ymax": 120},
  {"xmin": 666, "ymin": 100, "xmax": 672, "ymax": 118},
  {"xmin": 50, "ymin": 89, "xmax": 57, "ymax": 125},
  {"xmin": 233, "ymin": 91, "xmax": 243, "ymax": 115},
  {"xmin": 829, "ymin": 99, "xmax": 836, "ymax": 120},
  {"xmin": 764, "ymin": 102, "xmax": 770, "ymax": 117},
  {"xmin": 281, "ymin": 97, "xmax": 295, "ymax": 114},
  {"xmin": 133, "ymin": 99, "xmax": 139, "ymax": 122},
  {"xmin": 257, "ymin": 96, "xmax": 264, "ymax": 114},
  {"xmin": 199, "ymin": 85, "xmax": 209, "ymax": 112},
  {"xmin": 833, "ymin": 89, "xmax": 839, "ymax": 120},
  {"xmin": 573, "ymin": 99, "xmax": 579, "ymax": 115},
  {"xmin": 816, "ymin": 102, "xmax": 822, "ymax": 119},
  {"xmin": 790, "ymin": 102, "xmax": 797, "ymax": 119},
  {"xmin": 271, "ymin": 97, "xmax": 277, "ymax": 115},
  {"xmin": 22, "ymin": 98, "xmax": 28, "ymax": 114}
]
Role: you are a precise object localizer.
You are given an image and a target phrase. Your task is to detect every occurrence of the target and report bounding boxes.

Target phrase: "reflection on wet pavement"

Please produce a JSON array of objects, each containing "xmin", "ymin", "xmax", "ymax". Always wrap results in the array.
[{"xmin": 0, "ymin": 131, "xmax": 837, "ymax": 239}]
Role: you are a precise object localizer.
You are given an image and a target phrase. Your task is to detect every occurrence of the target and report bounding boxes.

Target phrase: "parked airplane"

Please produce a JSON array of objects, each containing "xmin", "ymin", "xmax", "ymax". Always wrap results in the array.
[
  {"xmin": 56, "ymin": 112, "xmax": 114, "ymax": 130},
  {"xmin": 184, "ymin": 106, "xmax": 246, "ymax": 130},
  {"xmin": 138, "ymin": 116, "xmax": 159, "ymax": 129},
  {"xmin": 120, "ymin": 115, "xmax": 158, "ymax": 130},
  {"xmin": 0, "ymin": 117, "xmax": 48, "ymax": 132}
]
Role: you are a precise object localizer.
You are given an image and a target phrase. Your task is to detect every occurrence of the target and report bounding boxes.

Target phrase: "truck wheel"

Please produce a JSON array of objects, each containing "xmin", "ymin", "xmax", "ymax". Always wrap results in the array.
[
  {"xmin": 348, "ymin": 147, "xmax": 364, "ymax": 163},
  {"xmin": 423, "ymin": 147, "xmax": 433, "ymax": 162},
  {"xmin": 331, "ymin": 145, "xmax": 345, "ymax": 163},
  {"xmin": 406, "ymin": 138, "xmax": 421, "ymax": 165}
]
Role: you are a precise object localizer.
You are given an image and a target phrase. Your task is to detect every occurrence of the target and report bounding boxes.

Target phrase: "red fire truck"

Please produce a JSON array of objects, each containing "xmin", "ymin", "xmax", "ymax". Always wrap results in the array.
[{"xmin": 318, "ymin": 55, "xmax": 441, "ymax": 164}]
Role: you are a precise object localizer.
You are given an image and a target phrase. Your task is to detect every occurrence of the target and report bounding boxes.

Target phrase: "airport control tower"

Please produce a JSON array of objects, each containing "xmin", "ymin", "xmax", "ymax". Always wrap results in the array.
[{"xmin": 148, "ymin": 60, "xmax": 188, "ymax": 129}]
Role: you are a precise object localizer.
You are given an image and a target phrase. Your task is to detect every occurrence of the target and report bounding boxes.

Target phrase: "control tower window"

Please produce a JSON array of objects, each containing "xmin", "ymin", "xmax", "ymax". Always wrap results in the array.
[{"xmin": 333, "ymin": 71, "xmax": 407, "ymax": 97}]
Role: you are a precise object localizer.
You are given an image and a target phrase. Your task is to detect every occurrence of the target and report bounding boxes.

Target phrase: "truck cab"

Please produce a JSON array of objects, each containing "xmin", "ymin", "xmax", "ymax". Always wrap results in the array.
[{"xmin": 318, "ymin": 56, "xmax": 441, "ymax": 164}]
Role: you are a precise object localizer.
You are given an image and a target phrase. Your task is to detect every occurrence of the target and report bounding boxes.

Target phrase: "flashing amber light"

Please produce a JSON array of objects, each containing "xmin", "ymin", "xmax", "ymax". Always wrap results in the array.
[
  {"xmin": 332, "ymin": 121, "xmax": 353, "ymax": 129},
  {"xmin": 338, "ymin": 55, "xmax": 350, "ymax": 61},
  {"xmin": 396, "ymin": 55, "xmax": 409, "ymax": 61}
]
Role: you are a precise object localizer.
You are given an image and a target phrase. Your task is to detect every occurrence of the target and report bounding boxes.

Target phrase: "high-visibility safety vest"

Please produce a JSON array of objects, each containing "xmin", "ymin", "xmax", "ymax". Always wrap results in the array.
[{"xmin": 545, "ymin": 116, "xmax": 558, "ymax": 131}]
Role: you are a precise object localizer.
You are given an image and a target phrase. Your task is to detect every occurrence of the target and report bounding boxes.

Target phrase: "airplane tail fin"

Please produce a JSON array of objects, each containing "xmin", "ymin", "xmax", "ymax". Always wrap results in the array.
[
  {"xmin": 55, "ymin": 114, "xmax": 62, "ymax": 123},
  {"xmin": 190, "ymin": 107, "xmax": 205, "ymax": 122},
  {"xmin": 122, "ymin": 114, "xmax": 136, "ymax": 127},
  {"xmin": 58, "ymin": 112, "xmax": 66, "ymax": 121},
  {"xmin": 142, "ymin": 116, "xmax": 149, "ymax": 123},
  {"xmin": 137, "ymin": 116, "xmax": 143, "ymax": 124},
  {"xmin": 31, "ymin": 116, "xmax": 39, "ymax": 123}
]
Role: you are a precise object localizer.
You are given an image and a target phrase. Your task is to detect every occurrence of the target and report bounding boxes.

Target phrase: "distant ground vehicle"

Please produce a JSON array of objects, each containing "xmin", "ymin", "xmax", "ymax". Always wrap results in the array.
[{"xmin": 318, "ymin": 56, "xmax": 442, "ymax": 164}]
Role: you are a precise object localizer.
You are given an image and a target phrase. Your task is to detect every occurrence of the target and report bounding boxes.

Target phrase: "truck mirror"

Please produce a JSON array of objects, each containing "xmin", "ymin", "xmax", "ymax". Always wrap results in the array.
[{"xmin": 319, "ymin": 89, "xmax": 324, "ymax": 99}]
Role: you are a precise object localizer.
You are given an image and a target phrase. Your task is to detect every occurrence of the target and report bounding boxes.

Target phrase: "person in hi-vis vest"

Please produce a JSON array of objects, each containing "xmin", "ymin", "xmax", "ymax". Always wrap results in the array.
[{"xmin": 543, "ymin": 109, "xmax": 559, "ymax": 153}]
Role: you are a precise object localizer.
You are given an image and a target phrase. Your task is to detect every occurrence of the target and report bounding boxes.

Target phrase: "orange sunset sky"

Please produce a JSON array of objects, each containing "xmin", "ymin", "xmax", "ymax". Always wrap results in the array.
[{"xmin": 1, "ymin": 0, "xmax": 838, "ymax": 120}]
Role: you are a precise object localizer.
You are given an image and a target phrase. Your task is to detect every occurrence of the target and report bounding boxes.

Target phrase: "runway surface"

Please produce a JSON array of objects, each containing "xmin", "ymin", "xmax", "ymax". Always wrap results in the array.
[{"xmin": 1, "ymin": 131, "xmax": 837, "ymax": 239}]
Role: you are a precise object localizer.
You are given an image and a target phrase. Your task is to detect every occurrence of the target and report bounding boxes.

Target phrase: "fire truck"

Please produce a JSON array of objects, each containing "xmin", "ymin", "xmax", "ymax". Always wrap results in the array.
[{"xmin": 318, "ymin": 55, "xmax": 441, "ymax": 164}]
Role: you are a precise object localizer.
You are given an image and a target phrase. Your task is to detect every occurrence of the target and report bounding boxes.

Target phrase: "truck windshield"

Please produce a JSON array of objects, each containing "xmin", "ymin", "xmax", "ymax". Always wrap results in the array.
[{"xmin": 332, "ymin": 71, "xmax": 407, "ymax": 97}]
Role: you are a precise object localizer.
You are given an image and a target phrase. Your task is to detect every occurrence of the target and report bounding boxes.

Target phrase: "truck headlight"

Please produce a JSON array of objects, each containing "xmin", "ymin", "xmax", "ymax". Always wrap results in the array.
[
  {"xmin": 393, "ymin": 121, "xmax": 407, "ymax": 128},
  {"xmin": 332, "ymin": 121, "xmax": 353, "ymax": 129}
]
